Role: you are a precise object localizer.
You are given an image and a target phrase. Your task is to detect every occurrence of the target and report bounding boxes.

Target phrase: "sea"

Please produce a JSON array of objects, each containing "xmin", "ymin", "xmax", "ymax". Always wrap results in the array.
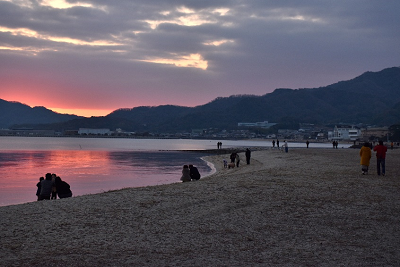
[{"xmin": 0, "ymin": 137, "xmax": 350, "ymax": 207}]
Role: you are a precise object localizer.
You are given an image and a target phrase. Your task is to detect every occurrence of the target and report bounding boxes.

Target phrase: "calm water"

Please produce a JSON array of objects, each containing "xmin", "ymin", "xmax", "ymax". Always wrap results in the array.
[{"xmin": 0, "ymin": 137, "xmax": 349, "ymax": 207}]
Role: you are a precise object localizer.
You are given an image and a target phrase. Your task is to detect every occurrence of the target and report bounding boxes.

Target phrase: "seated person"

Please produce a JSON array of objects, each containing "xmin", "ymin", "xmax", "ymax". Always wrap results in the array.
[
  {"xmin": 55, "ymin": 176, "xmax": 73, "ymax": 198},
  {"xmin": 189, "ymin": 164, "xmax": 201, "ymax": 180}
]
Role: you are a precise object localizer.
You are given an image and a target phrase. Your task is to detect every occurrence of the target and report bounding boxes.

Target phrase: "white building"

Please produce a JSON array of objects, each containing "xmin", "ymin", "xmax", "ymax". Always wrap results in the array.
[
  {"xmin": 78, "ymin": 128, "xmax": 111, "ymax": 135},
  {"xmin": 238, "ymin": 121, "xmax": 277, "ymax": 128},
  {"xmin": 328, "ymin": 125, "xmax": 361, "ymax": 141}
]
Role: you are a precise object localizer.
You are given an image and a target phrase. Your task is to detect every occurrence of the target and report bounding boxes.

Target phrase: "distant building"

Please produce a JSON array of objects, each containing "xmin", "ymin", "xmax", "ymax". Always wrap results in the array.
[
  {"xmin": 361, "ymin": 127, "xmax": 389, "ymax": 141},
  {"xmin": 78, "ymin": 128, "xmax": 111, "ymax": 135},
  {"xmin": 191, "ymin": 129, "xmax": 205, "ymax": 137},
  {"xmin": 0, "ymin": 128, "xmax": 55, "ymax": 136},
  {"xmin": 238, "ymin": 121, "xmax": 277, "ymax": 128},
  {"xmin": 328, "ymin": 125, "xmax": 361, "ymax": 141}
]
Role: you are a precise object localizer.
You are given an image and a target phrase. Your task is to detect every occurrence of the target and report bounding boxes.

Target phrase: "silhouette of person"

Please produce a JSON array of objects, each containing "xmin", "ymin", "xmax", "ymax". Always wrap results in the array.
[
  {"xmin": 180, "ymin": 165, "xmax": 191, "ymax": 182},
  {"xmin": 55, "ymin": 176, "xmax": 72, "ymax": 198},
  {"xmin": 245, "ymin": 148, "xmax": 251, "ymax": 164},
  {"xmin": 36, "ymin": 177, "xmax": 44, "ymax": 201},
  {"xmin": 189, "ymin": 164, "xmax": 201, "ymax": 180},
  {"xmin": 39, "ymin": 173, "xmax": 53, "ymax": 200}
]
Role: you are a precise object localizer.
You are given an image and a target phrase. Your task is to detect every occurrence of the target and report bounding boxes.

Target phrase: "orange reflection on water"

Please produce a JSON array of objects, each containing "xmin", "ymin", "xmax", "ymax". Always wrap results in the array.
[{"xmin": 0, "ymin": 150, "xmax": 115, "ymax": 206}]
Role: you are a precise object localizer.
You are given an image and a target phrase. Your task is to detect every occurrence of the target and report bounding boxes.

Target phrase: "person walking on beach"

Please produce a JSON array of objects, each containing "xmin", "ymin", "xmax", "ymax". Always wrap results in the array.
[
  {"xmin": 306, "ymin": 140, "xmax": 309, "ymax": 148},
  {"xmin": 189, "ymin": 164, "xmax": 201, "ymax": 181},
  {"xmin": 373, "ymin": 140, "xmax": 387, "ymax": 176},
  {"xmin": 360, "ymin": 142, "xmax": 372, "ymax": 175},
  {"xmin": 180, "ymin": 165, "xmax": 191, "ymax": 182},
  {"xmin": 272, "ymin": 140, "xmax": 275, "ymax": 148},
  {"xmin": 276, "ymin": 139, "xmax": 280, "ymax": 148},
  {"xmin": 39, "ymin": 173, "xmax": 53, "ymax": 200},
  {"xmin": 55, "ymin": 176, "xmax": 73, "ymax": 198},
  {"xmin": 245, "ymin": 148, "xmax": 251, "ymax": 164}
]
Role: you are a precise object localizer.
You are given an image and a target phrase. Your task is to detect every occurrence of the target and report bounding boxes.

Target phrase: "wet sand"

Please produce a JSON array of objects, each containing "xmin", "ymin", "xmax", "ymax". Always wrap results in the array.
[{"xmin": 1, "ymin": 148, "xmax": 399, "ymax": 266}]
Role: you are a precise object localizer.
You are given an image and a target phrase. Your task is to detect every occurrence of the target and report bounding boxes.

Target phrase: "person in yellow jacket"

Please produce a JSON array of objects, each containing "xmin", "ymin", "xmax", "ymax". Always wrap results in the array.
[{"xmin": 359, "ymin": 142, "xmax": 372, "ymax": 175}]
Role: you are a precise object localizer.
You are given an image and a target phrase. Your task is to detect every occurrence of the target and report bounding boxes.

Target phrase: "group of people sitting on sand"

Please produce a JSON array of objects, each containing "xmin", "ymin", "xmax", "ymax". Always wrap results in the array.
[
  {"xmin": 36, "ymin": 173, "xmax": 73, "ymax": 201},
  {"xmin": 180, "ymin": 164, "xmax": 201, "ymax": 182}
]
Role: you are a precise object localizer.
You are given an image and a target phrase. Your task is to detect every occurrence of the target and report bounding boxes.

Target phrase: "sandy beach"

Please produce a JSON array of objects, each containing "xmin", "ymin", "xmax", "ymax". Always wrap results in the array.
[{"xmin": 1, "ymin": 147, "xmax": 399, "ymax": 266}]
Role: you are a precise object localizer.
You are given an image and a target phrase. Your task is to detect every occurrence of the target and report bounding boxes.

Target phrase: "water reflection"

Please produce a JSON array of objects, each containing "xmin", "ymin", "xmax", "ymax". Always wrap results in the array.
[{"xmin": 0, "ymin": 150, "xmax": 211, "ymax": 207}]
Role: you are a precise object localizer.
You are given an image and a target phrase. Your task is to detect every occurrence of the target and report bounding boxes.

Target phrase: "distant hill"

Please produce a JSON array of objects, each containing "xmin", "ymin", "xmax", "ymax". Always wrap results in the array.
[
  {"xmin": 0, "ymin": 100, "xmax": 82, "ymax": 128},
  {"xmin": 6, "ymin": 66, "xmax": 400, "ymax": 132}
]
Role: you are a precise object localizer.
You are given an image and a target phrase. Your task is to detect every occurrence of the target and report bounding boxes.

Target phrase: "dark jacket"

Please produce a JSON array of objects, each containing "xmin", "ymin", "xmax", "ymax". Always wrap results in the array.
[
  {"xmin": 40, "ymin": 179, "xmax": 53, "ymax": 197},
  {"xmin": 56, "ymin": 181, "xmax": 72, "ymax": 198},
  {"xmin": 189, "ymin": 166, "xmax": 201, "ymax": 180}
]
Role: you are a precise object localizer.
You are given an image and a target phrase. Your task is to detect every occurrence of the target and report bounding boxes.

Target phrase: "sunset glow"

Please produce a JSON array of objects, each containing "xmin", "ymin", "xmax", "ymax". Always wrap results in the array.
[
  {"xmin": 0, "ymin": 1, "xmax": 399, "ymax": 118},
  {"xmin": 49, "ymin": 108, "xmax": 114, "ymax": 117}
]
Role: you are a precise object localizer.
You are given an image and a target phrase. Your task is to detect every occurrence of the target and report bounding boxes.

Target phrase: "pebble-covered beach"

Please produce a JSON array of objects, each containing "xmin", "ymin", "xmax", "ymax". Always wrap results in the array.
[{"xmin": 1, "ymin": 148, "xmax": 399, "ymax": 266}]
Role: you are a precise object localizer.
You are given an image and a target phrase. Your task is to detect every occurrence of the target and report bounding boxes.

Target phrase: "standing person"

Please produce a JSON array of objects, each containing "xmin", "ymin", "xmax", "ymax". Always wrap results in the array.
[
  {"xmin": 39, "ymin": 173, "xmax": 53, "ymax": 200},
  {"xmin": 230, "ymin": 152, "xmax": 236, "ymax": 163},
  {"xmin": 272, "ymin": 140, "xmax": 275, "ymax": 148},
  {"xmin": 236, "ymin": 153, "xmax": 240, "ymax": 167},
  {"xmin": 276, "ymin": 139, "xmax": 280, "ymax": 148},
  {"xmin": 373, "ymin": 140, "xmax": 388, "ymax": 176},
  {"xmin": 332, "ymin": 141, "xmax": 336, "ymax": 149},
  {"xmin": 306, "ymin": 140, "xmax": 309, "ymax": 148},
  {"xmin": 359, "ymin": 142, "xmax": 372, "ymax": 175},
  {"xmin": 36, "ymin": 177, "xmax": 44, "ymax": 201},
  {"xmin": 282, "ymin": 140, "xmax": 288, "ymax": 153},
  {"xmin": 55, "ymin": 176, "xmax": 72, "ymax": 198},
  {"xmin": 180, "ymin": 165, "xmax": 191, "ymax": 182},
  {"xmin": 245, "ymin": 148, "xmax": 251, "ymax": 164},
  {"xmin": 217, "ymin": 142, "xmax": 222, "ymax": 149},
  {"xmin": 335, "ymin": 141, "xmax": 339, "ymax": 149},
  {"xmin": 189, "ymin": 164, "xmax": 201, "ymax": 181}
]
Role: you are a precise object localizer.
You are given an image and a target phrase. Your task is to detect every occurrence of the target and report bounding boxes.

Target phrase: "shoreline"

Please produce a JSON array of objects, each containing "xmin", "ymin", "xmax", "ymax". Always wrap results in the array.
[{"xmin": 1, "ymin": 148, "xmax": 399, "ymax": 266}]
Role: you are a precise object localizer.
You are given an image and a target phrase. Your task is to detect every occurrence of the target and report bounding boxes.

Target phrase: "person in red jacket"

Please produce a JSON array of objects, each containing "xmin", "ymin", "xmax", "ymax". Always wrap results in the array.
[{"xmin": 373, "ymin": 140, "xmax": 388, "ymax": 176}]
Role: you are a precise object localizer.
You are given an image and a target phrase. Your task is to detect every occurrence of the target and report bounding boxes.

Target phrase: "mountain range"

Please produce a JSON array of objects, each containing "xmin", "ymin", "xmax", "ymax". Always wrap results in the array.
[{"xmin": 1, "ymin": 66, "xmax": 400, "ymax": 132}]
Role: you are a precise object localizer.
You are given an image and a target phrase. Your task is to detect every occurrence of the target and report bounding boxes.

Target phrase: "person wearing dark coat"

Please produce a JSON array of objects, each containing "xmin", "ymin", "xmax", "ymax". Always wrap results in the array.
[
  {"xmin": 230, "ymin": 152, "xmax": 236, "ymax": 163},
  {"xmin": 245, "ymin": 148, "xmax": 251, "ymax": 164},
  {"xmin": 36, "ymin": 177, "xmax": 44, "ymax": 201},
  {"xmin": 54, "ymin": 176, "xmax": 72, "ymax": 198},
  {"xmin": 39, "ymin": 173, "xmax": 54, "ymax": 200},
  {"xmin": 189, "ymin": 165, "xmax": 201, "ymax": 180}
]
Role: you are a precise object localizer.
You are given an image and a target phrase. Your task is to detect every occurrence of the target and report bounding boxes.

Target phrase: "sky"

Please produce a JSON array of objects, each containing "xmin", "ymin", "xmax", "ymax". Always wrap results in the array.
[{"xmin": 1, "ymin": 0, "xmax": 399, "ymax": 117}]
